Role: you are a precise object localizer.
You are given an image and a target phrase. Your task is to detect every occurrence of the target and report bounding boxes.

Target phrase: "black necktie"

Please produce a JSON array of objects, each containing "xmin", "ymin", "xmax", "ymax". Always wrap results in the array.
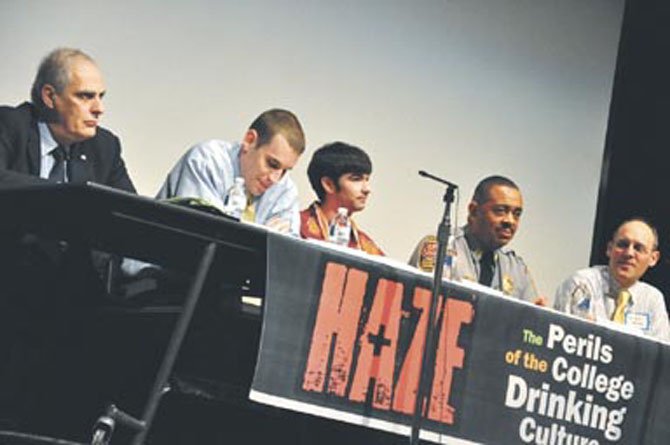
[
  {"xmin": 67, "ymin": 146, "xmax": 87, "ymax": 184},
  {"xmin": 48, "ymin": 146, "xmax": 68, "ymax": 183},
  {"xmin": 479, "ymin": 251, "xmax": 495, "ymax": 286}
]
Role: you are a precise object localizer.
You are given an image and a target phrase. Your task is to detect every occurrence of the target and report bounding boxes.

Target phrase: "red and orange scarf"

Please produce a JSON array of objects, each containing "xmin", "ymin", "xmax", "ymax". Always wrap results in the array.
[{"xmin": 299, "ymin": 202, "xmax": 385, "ymax": 256}]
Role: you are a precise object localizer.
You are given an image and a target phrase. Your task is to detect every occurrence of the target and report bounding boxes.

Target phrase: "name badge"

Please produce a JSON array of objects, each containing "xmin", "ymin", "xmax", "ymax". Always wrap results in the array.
[{"xmin": 625, "ymin": 312, "xmax": 651, "ymax": 332}]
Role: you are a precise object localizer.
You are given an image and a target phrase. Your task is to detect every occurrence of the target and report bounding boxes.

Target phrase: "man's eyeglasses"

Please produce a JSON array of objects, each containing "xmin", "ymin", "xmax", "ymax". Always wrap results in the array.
[{"xmin": 613, "ymin": 238, "xmax": 653, "ymax": 255}]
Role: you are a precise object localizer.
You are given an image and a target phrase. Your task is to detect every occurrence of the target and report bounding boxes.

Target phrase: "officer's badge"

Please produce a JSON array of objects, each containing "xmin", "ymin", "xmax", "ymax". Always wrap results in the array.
[
  {"xmin": 502, "ymin": 275, "xmax": 514, "ymax": 295},
  {"xmin": 418, "ymin": 237, "xmax": 437, "ymax": 272}
]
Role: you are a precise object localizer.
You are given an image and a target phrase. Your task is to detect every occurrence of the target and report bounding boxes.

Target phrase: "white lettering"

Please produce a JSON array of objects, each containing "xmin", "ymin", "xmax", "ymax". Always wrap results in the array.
[
  {"xmin": 545, "ymin": 324, "xmax": 613, "ymax": 364},
  {"xmin": 551, "ymin": 356, "xmax": 635, "ymax": 403},
  {"xmin": 547, "ymin": 324, "xmax": 565, "ymax": 349},
  {"xmin": 505, "ymin": 375, "xmax": 527, "ymax": 408},
  {"xmin": 519, "ymin": 416, "xmax": 535, "ymax": 443},
  {"xmin": 519, "ymin": 417, "xmax": 600, "ymax": 445}
]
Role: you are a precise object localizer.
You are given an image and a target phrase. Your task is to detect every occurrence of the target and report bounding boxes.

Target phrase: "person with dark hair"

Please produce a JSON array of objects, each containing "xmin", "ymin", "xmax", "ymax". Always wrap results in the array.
[
  {"xmin": 300, "ymin": 142, "xmax": 384, "ymax": 255},
  {"xmin": 409, "ymin": 175, "xmax": 541, "ymax": 303},
  {"xmin": 158, "ymin": 108, "xmax": 305, "ymax": 234},
  {"xmin": 0, "ymin": 47, "xmax": 135, "ymax": 189},
  {"xmin": 554, "ymin": 218, "xmax": 670, "ymax": 341}
]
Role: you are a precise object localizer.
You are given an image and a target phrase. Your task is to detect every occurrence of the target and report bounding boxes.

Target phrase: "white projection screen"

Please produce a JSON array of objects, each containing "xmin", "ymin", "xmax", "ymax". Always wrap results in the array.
[{"xmin": 0, "ymin": 0, "xmax": 625, "ymax": 298}]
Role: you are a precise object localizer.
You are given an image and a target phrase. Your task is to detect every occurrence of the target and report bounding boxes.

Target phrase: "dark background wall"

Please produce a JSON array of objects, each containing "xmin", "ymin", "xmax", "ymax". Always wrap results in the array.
[{"xmin": 592, "ymin": 0, "xmax": 670, "ymax": 307}]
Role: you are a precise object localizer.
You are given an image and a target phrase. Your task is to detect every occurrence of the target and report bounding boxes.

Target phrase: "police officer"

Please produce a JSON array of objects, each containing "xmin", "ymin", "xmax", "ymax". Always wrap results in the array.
[{"xmin": 409, "ymin": 175, "xmax": 542, "ymax": 303}]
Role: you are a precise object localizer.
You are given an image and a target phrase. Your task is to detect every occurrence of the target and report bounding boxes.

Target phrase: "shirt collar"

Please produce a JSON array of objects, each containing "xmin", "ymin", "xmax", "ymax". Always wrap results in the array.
[
  {"xmin": 38, "ymin": 122, "xmax": 59, "ymax": 157},
  {"xmin": 463, "ymin": 225, "xmax": 501, "ymax": 260},
  {"xmin": 231, "ymin": 142, "xmax": 242, "ymax": 177},
  {"xmin": 232, "ymin": 142, "xmax": 257, "ymax": 201},
  {"xmin": 602, "ymin": 265, "xmax": 637, "ymax": 304}
]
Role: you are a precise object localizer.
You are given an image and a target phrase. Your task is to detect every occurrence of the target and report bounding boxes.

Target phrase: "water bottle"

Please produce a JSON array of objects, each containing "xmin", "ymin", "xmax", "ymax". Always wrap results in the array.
[
  {"xmin": 329, "ymin": 207, "xmax": 351, "ymax": 246},
  {"xmin": 224, "ymin": 177, "xmax": 247, "ymax": 219}
]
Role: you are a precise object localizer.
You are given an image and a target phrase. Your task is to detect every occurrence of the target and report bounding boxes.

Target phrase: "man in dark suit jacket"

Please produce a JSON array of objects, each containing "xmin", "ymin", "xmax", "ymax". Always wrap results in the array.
[
  {"xmin": 0, "ymin": 102, "xmax": 135, "ymax": 189},
  {"xmin": 0, "ymin": 48, "xmax": 136, "ymax": 439},
  {"xmin": 0, "ymin": 49, "xmax": 134, "ymax": 191}
]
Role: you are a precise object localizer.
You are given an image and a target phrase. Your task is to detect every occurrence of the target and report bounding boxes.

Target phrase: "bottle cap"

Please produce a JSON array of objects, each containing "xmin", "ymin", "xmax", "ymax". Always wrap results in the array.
[
  {"xmin": 234, "ymin": 177, "xmax": 245, "ymax": 185},
  {"xmin": 337, "ymin": 207, "xmax": 348, "ymax": 216}
]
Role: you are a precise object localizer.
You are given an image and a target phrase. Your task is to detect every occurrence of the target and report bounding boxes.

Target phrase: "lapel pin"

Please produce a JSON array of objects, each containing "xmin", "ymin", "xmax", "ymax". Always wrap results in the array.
[{"xmin": 80, "ymin": 154, "xmax": 87, "ymax": 161}]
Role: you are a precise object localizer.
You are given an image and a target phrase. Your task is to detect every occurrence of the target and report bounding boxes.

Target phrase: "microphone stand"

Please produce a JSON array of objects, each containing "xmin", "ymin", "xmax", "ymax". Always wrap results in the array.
[{"xmin": 409, "ymin": 171, "xmax": 457, "ymax": 445}]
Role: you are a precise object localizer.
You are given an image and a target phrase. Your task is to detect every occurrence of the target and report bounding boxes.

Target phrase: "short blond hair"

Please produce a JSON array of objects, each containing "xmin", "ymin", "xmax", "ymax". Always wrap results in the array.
[{"xmin": 250, "ymin": 108, "xmax": 305, "ymax": 154}]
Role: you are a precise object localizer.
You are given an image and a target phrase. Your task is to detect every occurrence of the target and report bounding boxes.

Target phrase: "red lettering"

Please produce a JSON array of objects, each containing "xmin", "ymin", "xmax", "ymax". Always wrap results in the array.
[
  {"xmin": 349, "ymin": 279, "xmax": 403, "ymax": 409},
  {"xmin": 302, "ymin": 266, "xmax": 474, "ymax": 427},
  {"xmin": 392, "ymin": 286, "xmax": 434, "ymax": 415},
  {"xmin": 302, "ymin": 262, "xmax": 368, "ymax": 396},
  {"xmin": 428, "ymin": 298, "xmax": 474, "ymax": 424}
]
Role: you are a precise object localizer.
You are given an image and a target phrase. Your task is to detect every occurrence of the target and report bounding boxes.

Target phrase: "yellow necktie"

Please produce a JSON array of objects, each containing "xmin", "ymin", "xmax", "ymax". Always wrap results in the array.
[
  {"xmin": 241, "ymin": 192, "xmax": 256, "ymax": 222},
  {"xmin": 611, "ymin": 289, "xmax": 631, "ymax": 323}
]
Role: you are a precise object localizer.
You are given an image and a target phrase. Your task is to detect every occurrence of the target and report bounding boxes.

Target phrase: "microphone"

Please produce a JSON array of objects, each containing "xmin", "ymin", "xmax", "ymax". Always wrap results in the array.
[{"xmin": 418, "ymin": 170, "xmax": 458, "ymax": 189}]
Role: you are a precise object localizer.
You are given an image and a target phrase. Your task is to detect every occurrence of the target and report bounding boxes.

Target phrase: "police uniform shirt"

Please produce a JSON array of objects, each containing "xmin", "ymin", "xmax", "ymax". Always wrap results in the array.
[
  {"xmin": 408, "ymin": 226, "xmax": 540, "ymax": 302},
  {"xmin": 453, "ymin": 226, "xmax": 539, "ymax": 302}
]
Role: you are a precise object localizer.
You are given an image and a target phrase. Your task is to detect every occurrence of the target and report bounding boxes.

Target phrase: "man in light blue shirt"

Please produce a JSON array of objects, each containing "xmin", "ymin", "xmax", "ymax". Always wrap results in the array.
[
  {"xmin": 554, "ymin": 218, "xmax": 670, "ymax": 342},
  {"xmin": 121, "ymin": 109, "xmax": 304, "ymax": 278},
  {"xmin": 159, "ymin": 108, "xmax": 305, "ymax": 234}
]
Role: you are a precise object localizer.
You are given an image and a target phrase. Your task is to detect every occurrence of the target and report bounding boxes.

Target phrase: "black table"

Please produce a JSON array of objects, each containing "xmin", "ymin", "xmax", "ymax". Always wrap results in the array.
[{"xmin": 0, "ymin": 183, "xmax": 269, "ymax": 444}]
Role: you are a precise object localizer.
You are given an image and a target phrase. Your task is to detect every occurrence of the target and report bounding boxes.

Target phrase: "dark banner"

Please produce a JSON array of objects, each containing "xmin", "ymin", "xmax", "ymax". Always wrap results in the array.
[{"xmin": 250, "ymin": 234, "xmax": 670, "ymax": 444}]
